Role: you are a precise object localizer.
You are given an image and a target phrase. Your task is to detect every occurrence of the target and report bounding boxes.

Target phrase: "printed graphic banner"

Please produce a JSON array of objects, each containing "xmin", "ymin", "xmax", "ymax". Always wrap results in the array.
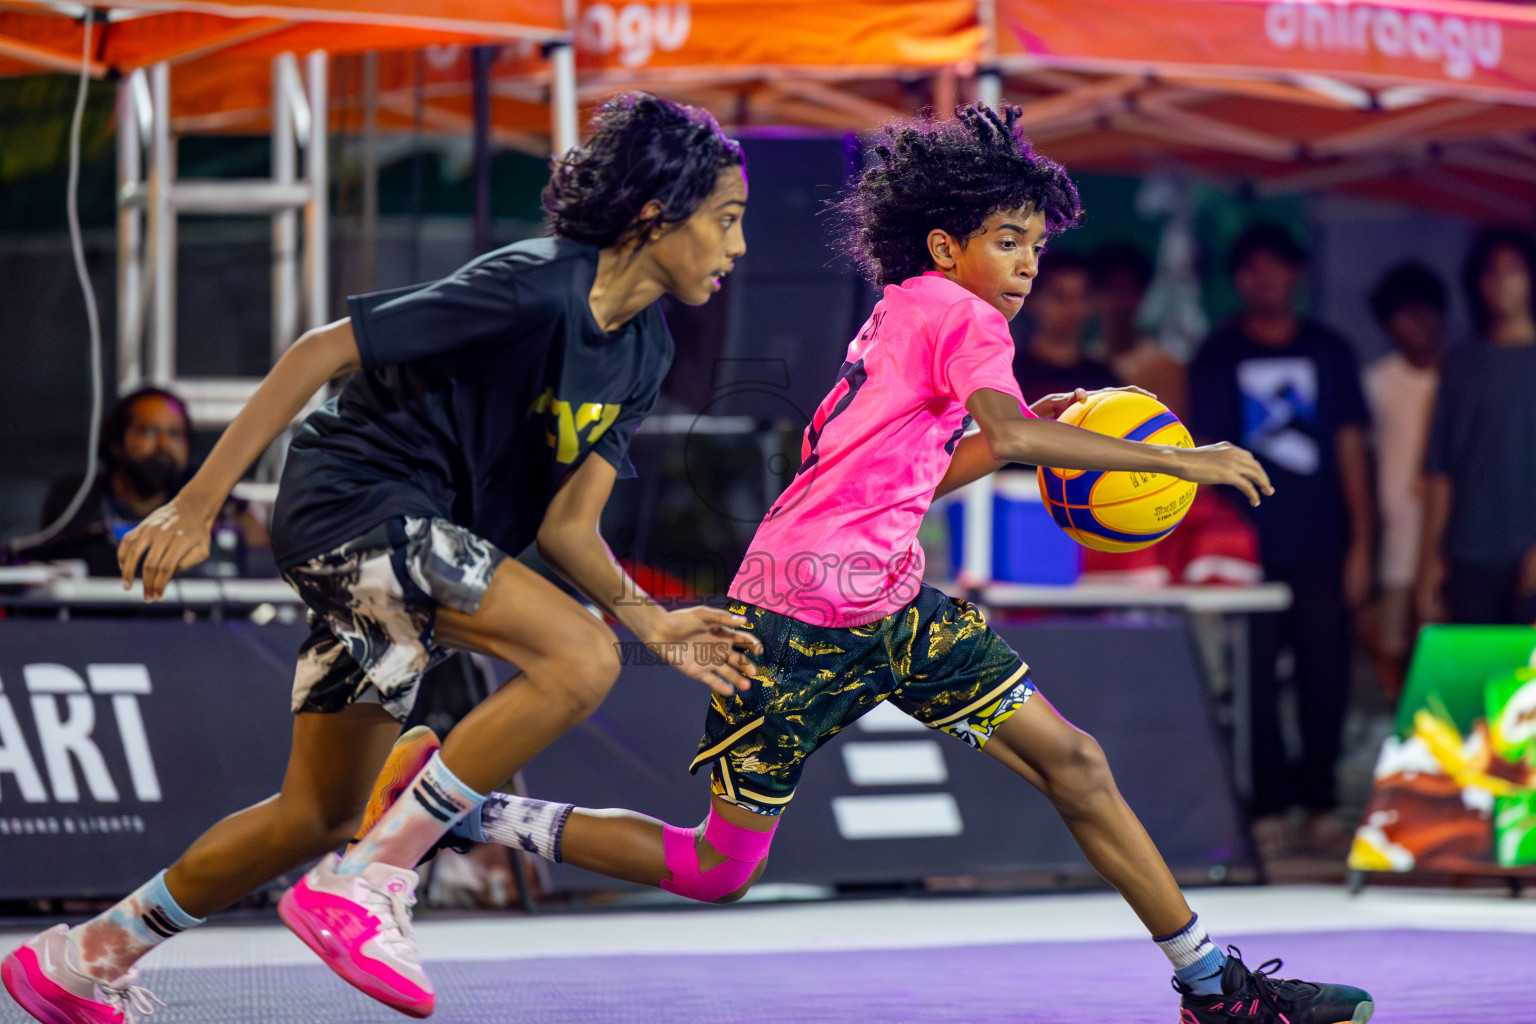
[
  {"xmin": 0, "ymin": 618, "xmax": 1249, "ymax": 898},
  {"xmin": 1350, "ymin": 626, "xmax": 1536, "ymax": 877},
  {"xmin": 0, "ymin": 621, "xmax": 307, "ymax": 899},
  {"xmin": 997, "ymin": 0, "xmax": 1536, "ymax": 101}
]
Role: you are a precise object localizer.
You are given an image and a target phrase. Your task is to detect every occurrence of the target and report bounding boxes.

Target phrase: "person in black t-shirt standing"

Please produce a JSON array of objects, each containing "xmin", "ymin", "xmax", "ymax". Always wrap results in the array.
[
  {"xmin": 1189, "ymin": 222, "xmax": 1374, "ymax": 856},
  {"xmin": 2, "ymin": 95, "xmax": 759, "ymax": 1023}
]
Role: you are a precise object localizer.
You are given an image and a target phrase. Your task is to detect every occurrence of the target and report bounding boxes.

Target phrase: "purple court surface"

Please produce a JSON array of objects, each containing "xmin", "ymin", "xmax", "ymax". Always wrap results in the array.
[{"xmin": 3, "ymin": 886, "xmax": 1533, "ymax": 1022}]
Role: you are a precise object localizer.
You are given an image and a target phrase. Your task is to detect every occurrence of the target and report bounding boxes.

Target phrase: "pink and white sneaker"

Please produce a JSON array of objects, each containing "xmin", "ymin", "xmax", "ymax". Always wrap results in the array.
[
  {"xmin": 278, "ymin": 854, "xmax": 434, "ymax": 1018},
  {"xmin": 2, "ymin": 924, "xmax": 165, "ymax": 1024}
]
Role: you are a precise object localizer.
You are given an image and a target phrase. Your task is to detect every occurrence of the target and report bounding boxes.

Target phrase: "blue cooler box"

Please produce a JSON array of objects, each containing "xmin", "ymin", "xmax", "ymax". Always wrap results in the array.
[{"xmin": 946, "ymin": 471, "xmax": 1082, "ymax": 584}]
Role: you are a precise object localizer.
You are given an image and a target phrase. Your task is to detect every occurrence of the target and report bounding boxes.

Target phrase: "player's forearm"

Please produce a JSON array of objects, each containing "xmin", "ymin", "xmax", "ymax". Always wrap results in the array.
[
  {"xmin": 934, "ymin": 432, "xmax": 1004, "ymax": 499},
  {"xmin": 179, "ymin": 320, "xmax": 361, "ymax": 516},
  {"xmin": 536, "ymin": 525, "xmax": 667, "ymax": 640},
  {"xmin": 1335, "ymin": 425, "xmax": 1375, "ymax": 549},
  {"xmin": 986, "ymin": 417, "xmax": 1182, "ymax": 476}
]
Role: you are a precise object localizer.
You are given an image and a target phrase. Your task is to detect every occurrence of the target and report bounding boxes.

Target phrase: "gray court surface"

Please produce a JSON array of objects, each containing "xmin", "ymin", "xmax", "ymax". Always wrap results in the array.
[{"xmin": 3, "ymin": 886, "xmax": 1533, "ymax": 1022}]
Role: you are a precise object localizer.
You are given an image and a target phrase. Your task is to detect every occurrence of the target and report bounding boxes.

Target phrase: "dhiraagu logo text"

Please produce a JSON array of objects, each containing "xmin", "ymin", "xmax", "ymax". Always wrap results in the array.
[
  {"xmin": 1264, "ymin": 3, "xmax": 1502, "ymax": 81},
  {"xmin": 579, "ymin": 3, "xmax": 691, "ymax": 68},
  {"xmin": 530, "ymin": 389, "xmax": 622, "ymax": 464}
]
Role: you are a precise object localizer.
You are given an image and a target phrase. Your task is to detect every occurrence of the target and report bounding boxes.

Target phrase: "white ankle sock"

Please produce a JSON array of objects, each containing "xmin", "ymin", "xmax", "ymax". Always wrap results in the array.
[
  {"xmin": 1156, "ymin": 914, "xmax": 1227, "ymax": 997},
  {"xmin": 342, "ymin": 751, "xmax": 485, "ymax": 872},
  {"xmin": 67, "ymin": 870, "xmax": 204, "ymax": 984}
]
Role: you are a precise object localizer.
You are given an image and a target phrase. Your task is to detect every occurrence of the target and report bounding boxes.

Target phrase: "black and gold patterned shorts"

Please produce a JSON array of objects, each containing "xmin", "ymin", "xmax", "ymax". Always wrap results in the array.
[
  {"xmin": 283, "ymin": 517, "xmax": 507, "ymax": 722},
  {"xmin": 689, "ymin": 585, "xmax": 1034, "ymax": 815}
]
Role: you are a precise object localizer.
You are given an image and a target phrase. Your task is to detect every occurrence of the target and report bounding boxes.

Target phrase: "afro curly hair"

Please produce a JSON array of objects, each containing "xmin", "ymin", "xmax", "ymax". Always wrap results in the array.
[
  {"xmin": 542, "ymin": 92, "xmax": 744, "ymax": 251},
  {"xmin": 830, "ymin": 104, "xmax": 1081, "ymax": 288}
]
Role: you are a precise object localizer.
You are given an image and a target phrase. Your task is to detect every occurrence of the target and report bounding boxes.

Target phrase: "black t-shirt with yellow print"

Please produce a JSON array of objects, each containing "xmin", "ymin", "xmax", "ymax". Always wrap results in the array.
[{"xmin": 271, "ymin": 237, "xmax": 672, "ymax": 570}]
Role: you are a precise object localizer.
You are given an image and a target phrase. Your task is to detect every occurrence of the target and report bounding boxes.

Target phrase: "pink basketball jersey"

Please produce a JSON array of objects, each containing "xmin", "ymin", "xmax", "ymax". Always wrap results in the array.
[{"xmin": 728, "ymin": 272, "xmax": 1033, "ymax": 626}]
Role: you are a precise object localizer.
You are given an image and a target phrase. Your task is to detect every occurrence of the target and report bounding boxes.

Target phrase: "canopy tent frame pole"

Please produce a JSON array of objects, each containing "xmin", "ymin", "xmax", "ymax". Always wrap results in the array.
[
  {"xmin": 977, "ymin": 0, "xmax": 1001, "ymax": 110},
  {"xmin": 549, "ymin": 40, "xmax": 577, "ymax": 155},
  {"xmin": 304, "ymin": 49, "xmax": 329, "ymax": 333},
  {"xmin": 359, "ymin": 49, "xmax": 379, "ymax": 294},
  {"xmin": 116, "ymin": 74, "xmax": 145, "ymax": 394},
  {"xmin": 147, "ymin": 60, "xmax": 174, "ymax": 387},
  {"xmin": 550, "ymin": 0, "xmax": 577, "ymax": 155},
  {"xmin": 471, "ymin": 44, "xmax": 494, "ymax": 253},
  {"xmin": 272, "ymin": 52, "xmax": 301, "ymax": 360}
]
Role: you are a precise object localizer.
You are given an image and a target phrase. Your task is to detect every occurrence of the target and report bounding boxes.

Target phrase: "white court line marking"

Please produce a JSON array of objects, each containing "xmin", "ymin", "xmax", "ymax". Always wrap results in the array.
[{"xmin": 3, "ymin": 886, "xmax": 1534, "ymax": 971}]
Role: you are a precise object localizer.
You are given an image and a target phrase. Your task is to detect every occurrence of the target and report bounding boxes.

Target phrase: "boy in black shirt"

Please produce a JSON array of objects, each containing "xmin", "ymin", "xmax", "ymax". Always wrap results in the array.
[
  {"xmin": 1189, "ymin": 222, "xmax": 1374, "ymax": 848},
  {"xmin": 3, "ymin": 94, "xmax": 759, "ymax": 1022}
]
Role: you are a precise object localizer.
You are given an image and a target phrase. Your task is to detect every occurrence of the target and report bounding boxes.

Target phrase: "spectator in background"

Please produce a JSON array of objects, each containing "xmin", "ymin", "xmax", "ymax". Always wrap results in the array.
[
  {"xmin": 1361, "ymin": 262, "xmax": 1446, "ymax": 700},
  {"xmin": 1418, "ymin": 230, "xmax": 1536, "ymax": 626},
  {"xmin": 1091, "ymin": 242, "xmax": 1189, "ymax": 419},
  {"xmin": 1011, "ymin": 249, "xmax": 1120, "ymax": 403},
  {"xmin": 1189, "ymin": 222, "xmax": 1375, "ymax": 853},
  {"xmin": 33, "ymin": 387, "xmax": 272, "ymax": 576}
]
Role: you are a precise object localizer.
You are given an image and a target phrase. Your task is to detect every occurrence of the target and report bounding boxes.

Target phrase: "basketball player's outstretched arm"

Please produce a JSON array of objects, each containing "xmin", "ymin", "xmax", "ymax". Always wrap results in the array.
[
  {"xmin": 118, "ymin": 319, "xmax": 363, "ymax": 599},
  {"xmin": 536, "ymin": 452, "xmax": 760, "ymax": 696},
  {"xmin": 934, "ymin": 385, "xmax": 1155, "ymax": 499},
  {"xmin": 965, "ymin": 387, "xmax": 1275, "ymax": 507}
]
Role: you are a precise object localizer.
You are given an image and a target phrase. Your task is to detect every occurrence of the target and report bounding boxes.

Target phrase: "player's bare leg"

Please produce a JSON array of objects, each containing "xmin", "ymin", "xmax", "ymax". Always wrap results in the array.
[
  {"xmin": 432, "ymin": 558, "xmax": 628, "ymax": 794},
  {"xmin": 0, "ymin": 701, "xmax": 403, "ymax": 1024},
  {"xmin": 556, "ymin": 793, "xmax": 773, "ymax": 900},
  {"xmin": 981, "ymin": 694, "xmax": 1192, "ymax": 936},
  {"xmin": 163, "ymin": 703, "xmax": 403, "ymax": 917},
  {"xmin": 274, "ymin": 559, "xmax": 635, "ymax": 1017},
  {"xmin": 166, "ymin": 558, "xmax": 628, "ymax": 918}
]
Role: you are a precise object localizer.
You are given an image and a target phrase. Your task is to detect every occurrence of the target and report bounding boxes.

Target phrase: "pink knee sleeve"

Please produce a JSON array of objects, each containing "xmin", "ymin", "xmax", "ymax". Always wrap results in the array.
[{"xmin": 658, "ymin": 808, "xmax": 777, "ymax": 902}]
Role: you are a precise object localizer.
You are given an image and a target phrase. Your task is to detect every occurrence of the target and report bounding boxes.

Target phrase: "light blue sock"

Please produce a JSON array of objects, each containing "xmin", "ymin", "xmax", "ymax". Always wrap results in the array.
[
  {"xmin": 452, "ymin": 805, "xmax": 486, "ymax": 843},
  {"xmin": 1155, "ymin": 914, "xmax": 1227, "ymax": 997}
]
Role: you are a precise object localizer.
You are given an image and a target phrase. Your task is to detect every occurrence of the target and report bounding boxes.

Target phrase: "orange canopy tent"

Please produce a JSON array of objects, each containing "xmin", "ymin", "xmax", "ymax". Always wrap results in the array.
[
  {"xmin": 151, "ymin": 0, "xmax": 1536, "ymax": 220},
  {"xmin": 8, "ymin": 0, "xmax": 1536, "ymax": 417},
  {"xmin": 0, "ymin": 0, "xmax": 562, "ymax": 77},
  {"xmin": 160, "ymin": 0, "xmax": 984, "ymax": 143},
  {"xmin": 989, "ymin": 0, "xmax": 1536, "ymax": 222},
  {"xmin": 10, "ymin": 0, "xmax": 1536, "ymax": 218}
]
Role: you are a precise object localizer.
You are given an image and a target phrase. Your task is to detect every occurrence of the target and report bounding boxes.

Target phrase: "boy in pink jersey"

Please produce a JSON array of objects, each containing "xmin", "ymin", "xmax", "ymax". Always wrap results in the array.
[{"xmin": 361, "ymin": 105, "xmax": 1372, "ymax": 1024}]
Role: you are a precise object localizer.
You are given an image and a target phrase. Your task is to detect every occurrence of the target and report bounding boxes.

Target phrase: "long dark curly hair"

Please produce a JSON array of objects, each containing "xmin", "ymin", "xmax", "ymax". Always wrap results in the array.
[
  {"xmin": 543, "ymin": 93, "xmax": 744, "ymax": 250},
  {"xmin": 831, "ymin": 104, "xmax": 1082, "ymax": 287}
]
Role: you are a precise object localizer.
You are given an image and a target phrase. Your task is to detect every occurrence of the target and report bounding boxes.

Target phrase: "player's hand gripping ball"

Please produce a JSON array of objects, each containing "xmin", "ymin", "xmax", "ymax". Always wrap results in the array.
[{"xmin": 1037, "ymin": 391, "xmax": 1196, "ymax": 553}]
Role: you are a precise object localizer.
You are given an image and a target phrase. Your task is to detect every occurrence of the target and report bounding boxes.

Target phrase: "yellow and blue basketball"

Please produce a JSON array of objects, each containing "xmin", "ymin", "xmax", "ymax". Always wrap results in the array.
[{"xmin": 1036, "ymin": 391, "xmax": 1197, "ymax": 553}]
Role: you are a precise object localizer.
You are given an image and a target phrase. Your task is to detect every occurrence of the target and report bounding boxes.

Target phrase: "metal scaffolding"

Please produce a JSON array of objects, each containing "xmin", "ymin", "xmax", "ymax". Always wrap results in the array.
[{"xmin": 116, "ymin": 51, "xmax": 330, "ymax": 427}]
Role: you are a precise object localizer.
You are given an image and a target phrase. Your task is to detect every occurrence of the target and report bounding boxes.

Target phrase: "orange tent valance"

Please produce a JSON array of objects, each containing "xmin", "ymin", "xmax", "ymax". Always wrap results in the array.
[
  {"xmin": 0, "ymin": 0, "xmax": 562, "ymax": 78},
  {"xmin": 158, "ymin": 0, "xmax": 987, "ymax": 139},
  {"xmin": 558, "ymin": 0, "xmax": 982, "ymax": 74},
  {"xmin": 103, "ymin": 0, "xmax": 563, "ymax": 39},
  {"xmin": 996, "ymin": 0, "xmax": 1536, "ymax": 105}
]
